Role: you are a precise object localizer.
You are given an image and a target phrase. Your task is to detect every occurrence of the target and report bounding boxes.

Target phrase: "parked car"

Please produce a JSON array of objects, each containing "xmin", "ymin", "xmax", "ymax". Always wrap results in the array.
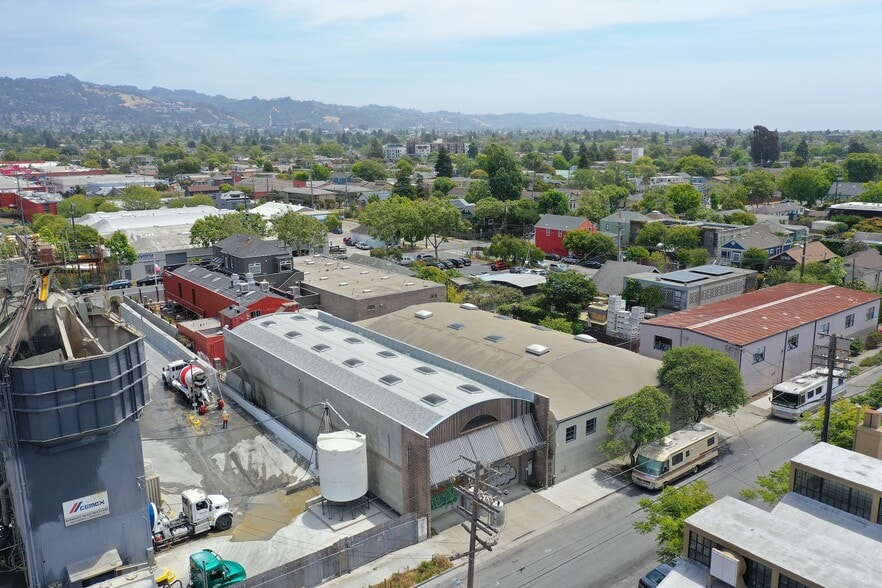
[
  {"xmin": 331, "ymin": 227, "xmax": 343, "ymax": 234},
  {"xmin": 437, "ymin": 260, "xmax": 453, "ymax": 270},
  {"xmin": 472, "ymin": 271, "xmax": 489, "ymax": 277},
  {"xmin": 107, "ymin": 279, "xmax": 131, "ymax": 290},
  {"xmin": 459, "ymin": 257, "xmax": 472, "ymax": 267},
  {"xmin": 71, "ymin": 283, "xmax": 100, "ymax": 295},
  {"xmin": 342, "ymin": 236, "xmax": 354, "ymax": 246},
  {"xmin": 415, "ymin": 253, "xmax": 435, "ymax": 261},
  {"xmin": 544, "ymin": 253, "xmax": 561, "ymax": 261},
  {"xmin": 579, "ymin": 259, "xmax": 603, "ymax": 269},
  {"xmin": 561, "ymin": 255, "xmax": 580, "ymax": 264},
  {"xmin": 527, "ymin": 268, "xmax": 549, "ymax": 276},
  {"xmin": 547, "ymin": 263, "xmax": 568, "ymax": 272},
  {"xmin": 490, "ymin": 261, "xmax": 510, "ymax": 271},
  {"xmin": 448, "ymin": 258, "xmax": 464, "ymax": 268},
  {"xmin": 333, "ymin": 254, "xmax": 348, "ymax": 260},
  {"xmin": 638, "ymin": 563, "xmax": 673, "ymax": 588},
  {"xmin": 355, "ymin": 242, "xmax": 371, "ymax": 250},
  {"xmin": 509, "ymin": 266, "xmax": 525, "ymax": 273},
  {"xmin": 136, "ymin": 275, "xmax": 163, "ymax": 286},
  {"xmin": 399, "ymin": 255, "xmax": 416, "ymax": 265}
]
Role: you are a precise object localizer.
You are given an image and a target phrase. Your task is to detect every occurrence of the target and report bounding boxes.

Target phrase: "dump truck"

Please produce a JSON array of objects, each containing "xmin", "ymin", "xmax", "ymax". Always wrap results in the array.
[
  {"xmin": 162, "ymin": 360, "xmax": 224, "ymax": 414},
  {"xmin": 150, "ymin": 489, "xmax": 234, "ymax": 550}
]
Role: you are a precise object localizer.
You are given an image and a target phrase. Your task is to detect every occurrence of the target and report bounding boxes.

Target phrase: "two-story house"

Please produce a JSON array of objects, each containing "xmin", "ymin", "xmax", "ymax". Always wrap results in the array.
[{"xmin": 534, "ymin": 214, "xmax": 596, "ymax": 257}]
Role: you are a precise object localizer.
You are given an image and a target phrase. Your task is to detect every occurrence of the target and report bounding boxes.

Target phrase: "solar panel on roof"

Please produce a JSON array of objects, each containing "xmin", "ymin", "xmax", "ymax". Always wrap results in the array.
[
  {"xmin": 691, "ymin": 265, "xmax": 734, "ymax": 277},
  {"xmin": 660, "ymin": 270, "xmax": 709, "ymax": 284}
]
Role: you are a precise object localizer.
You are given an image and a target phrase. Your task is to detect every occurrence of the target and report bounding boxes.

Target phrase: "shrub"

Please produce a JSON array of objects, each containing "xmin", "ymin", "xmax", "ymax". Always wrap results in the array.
[
  {"xmin": 866, "ymin": 331, "xmax": 882, "ymax": 350},
  {"xmin": 851, "ymin": 338, "xmax": 865, "ymax": 356}
]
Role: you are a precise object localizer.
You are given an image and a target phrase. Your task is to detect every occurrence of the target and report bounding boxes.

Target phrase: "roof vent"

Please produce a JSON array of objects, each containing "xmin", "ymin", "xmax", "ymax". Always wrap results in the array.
[
  {"xmin": 414, "ymin": 310, "xmax": 434, "ymax": 320},
  {"xmin": 339, "ymin": 282, "xmax": 349, "ymax": 286},
  {"xmin": 360, "ymin": 270, "xmax": 369, "ymax": 275},
  {"xmin": 448, "ymin": 323, "xmax": 466, "ymax": 331},
  {"xmin": 485, "ymin": 334, "xmax": 504, "ymax": 343},
  {"xmin": 362, "ymin": 289, "xmax": 372, "ymax": 293},
  {"xmin": 341, "ymin": 265, "xmax": 350, "ymax": 269},
  {"xmin": 306, "ymin": 260, "xmax": 315, "ymax": 265},
  {"xmin": 525, "ymin": 343, "xmax": 550, "ymax": 356},
  {"xmin": 460, "ymin": 303, "xmax": 478, "ymax": 310},
  {"xmin": 574, "ymin": 334, "xmax": 597, "ymax": 343},
  {"xmin": 319, "ymin": 276, "xmax": 329, "ymax": 280},
  {"xmin": 381, "ymin": 276, "xmax": 390, "ymax": 280},
  {"xmin": 404, "ymin": 282, "xmax": 415, "ymax": 286}
]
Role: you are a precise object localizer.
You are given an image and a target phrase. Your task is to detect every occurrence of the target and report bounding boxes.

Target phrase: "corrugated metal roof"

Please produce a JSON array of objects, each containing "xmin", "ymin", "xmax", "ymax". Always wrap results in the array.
[
  {"xmin": 644, "ymin": 283, "xmax": 881, "ymax": 345},
  {"xmin": 428, "ymin": 413, "xmax": 542, "ymax": 486}
]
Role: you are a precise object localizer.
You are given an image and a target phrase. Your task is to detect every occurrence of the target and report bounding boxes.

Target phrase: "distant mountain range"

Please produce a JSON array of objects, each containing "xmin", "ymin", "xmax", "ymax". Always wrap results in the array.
[{"xmin": 0, "ymin": 74, "xmax": 692, "ymax": 133}]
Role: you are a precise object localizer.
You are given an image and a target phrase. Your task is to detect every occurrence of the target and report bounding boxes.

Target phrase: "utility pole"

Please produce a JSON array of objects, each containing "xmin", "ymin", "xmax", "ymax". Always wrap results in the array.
[
  {"xmin": 819, "ymin": 333, "xmax": 851, "ymax": 443},
  {"xmin": 452, "ymin": 457, "xmax": 500, "ymax": 588},
  {"xmin": 799, "ymin": 234, "xmax": 809, "ymax": 279}
]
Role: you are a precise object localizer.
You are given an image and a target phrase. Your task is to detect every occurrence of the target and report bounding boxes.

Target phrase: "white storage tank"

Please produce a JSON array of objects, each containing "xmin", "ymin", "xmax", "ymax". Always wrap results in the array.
[{"xmin": 317, "ymin": 430, "xmax": 368, "ymax": 502}]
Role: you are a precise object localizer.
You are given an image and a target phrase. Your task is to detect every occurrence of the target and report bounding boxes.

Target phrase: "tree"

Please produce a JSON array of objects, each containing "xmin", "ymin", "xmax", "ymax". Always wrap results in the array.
[
  {"xmin": 673, "ymin": 155, "xmax": 715, "ymax": 178},
  {"xmin": 843, "ymin": 153, "xmax": 882, "ymax": 183},
  {"xmin": 119, "ymin": 185, "xmax": 162, "ymax": 210},
  {"xmin": 465, "ymin": 179, "xmax": 492, "ymax": 203},
  {"xmin": 741, "ymin": 463, "xmax": 790, "ymax": 506},
  {"xmin": 273, "ymin": 211, "xmax": 327, "ymax": 253},
  {"xmin": 486, "ymin": 233, "xmax": 531, "ymax": 263},
  {"xmin": 640, "ymin": 285, "xmax": 665, "ymax": 312},
  {"xmin": 537, "ymin": 190, "xmax": 569, "ymax": 215},
  {"xmin": 667, "ymin": 184, "xmax": 703, "ymax": 217},
  {"xmin": 749, "ymin": 125, "xmax": 780, "ymax": 165},
  {"xmin": 634, "ymin": 480, "xmax": 716, "ymax": 564},
  {"xmin": 538, "ymin": 271, "xmax": 597, "ymax": 320},
  {"xmin": 739, "ymin": 170, "xmax": 777, "ymax": 204},
  {"xmin": 57, "ymin": 194, "xmax": 95, "ymax": 218},
  {"xmin": 311, "ymin": 164, "xmax": 332, "ymax": 181},
  {"xmin": 190, "ymin": 212, "xmax": 268, "ymax": 247},
  {"xmin": 324, "ymin": 214, "xmax": 342, "ymax": 233},
  {"xmin": 741, "ymin": 247, "xmax": 769, "ymax": 271},
  {"xmin": 625, "ymin": 246, "xmax": 651, "ymax": 263},
  {"xmin": 563, "ymin": 230, "xmax": 616, "ymax": 260},
  {"xmin": 800, "ymin": 399, "xmax": 866, "ymax": 449},
  {"xmin": 658, "ymin": 346, "xmax": 747, "ymax": 425},
  {"xmin": 485, "ymin": 144, "xmax": 523, "ymax": 201},
  {"xmin": 577, "ymin": 142, "xmax": 590, "ymax": 169},
  {"xmin": 351, "ymin": 160, "xmax": 388, "ymax": 182},
  {"xmin": 432, "ymin": 177, "xmax": 456, "ymax": 196},
  {"xmin": 104, "ymin": 231, "xmax": 137, "ymax": 277},
  {"xmin": 638, "ymin": 188, "xmax": 673, "ymax": 215},
  {"xmin": 421, "ymin": 198, "xmax": 465, "ymax": 258},
  {"xmin": 601, "ymin": 386, "xmax": 672, "ymax": 466},
  {"xmin": 393, "ymin": 166, "xmax": 414, "ymax": 198},
  {"xmin": 632, "ymin": 156, "xmax": 658, "ymax": 183},
  {"xmin": 794, "ymin": 139, "xmax": 809, "ymax": 161},
  {"xmin": 635, "ymin": 222, "xmax": 668, "ymax": 248},
  {"xmin": 690, "ymin": 142, "xmax": 714, "ymax": 158},
  {"xmin": 434, "ymin": 147, "xmax": 454, "ymax": 177},
  {"xmin": 575, "ymin": 190, "xmax": 611, "ymax": 223},
  {"xmin": 665, "ymin": 226, "xmax": 700, "ymax": 250},
  {"xmin": 778, "ymin": 167, "xmax": 831, "ymax": 206}
]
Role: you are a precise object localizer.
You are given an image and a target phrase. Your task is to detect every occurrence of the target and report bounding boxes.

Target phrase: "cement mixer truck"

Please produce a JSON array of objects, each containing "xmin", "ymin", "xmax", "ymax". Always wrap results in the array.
[
  {"xmin": 162, "ymin": 360, "xmax": 224, "ymax": 414},
  {"xmin": 149, "ymin": 488, "xmax": 234, "ymax": 550}
]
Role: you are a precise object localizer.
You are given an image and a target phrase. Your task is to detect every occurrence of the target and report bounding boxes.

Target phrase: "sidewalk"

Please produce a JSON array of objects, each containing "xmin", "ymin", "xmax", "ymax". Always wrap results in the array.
[{"xmin": 322, "ymin": 466, "xmax": 629, "ymax": 588}]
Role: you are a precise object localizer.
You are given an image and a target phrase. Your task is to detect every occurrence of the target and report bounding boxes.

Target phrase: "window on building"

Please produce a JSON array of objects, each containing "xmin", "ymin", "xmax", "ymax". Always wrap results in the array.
[
  {"xmin": 565, "ymin": 425, "xmax": 577, "ymax": 443},
  {"xmin": 819, "ymin": 322, "xmax": 830, "ymax": 335},
  {"xmin": 545, "ymin": 228, "xmax": 551, "ymax": 237},
  {"xmin": 367, "ymin": 304, "xmax": 376, "ymax": 311},
  {"xmin": 744, "ymin": 558, "xmax": 773, "ymax": 588},
  {"xmin": 279, "ymin": 259, "xmax": 292, "ymax": 272},
  {"xmin": 787, "ymin": 334, "xmax": 799, "ymax": 350},
  {"xmin": 868, "ymin": 307, "xmax": 877, "ymax": 321},
  {"xmin": 585, "ymin": 418, "xmax": 596, "ymax": 436},
  {"xmin": 653, "ymin": 336, "xmax": 673, "ymax": 352},
  {"xmin": 793, "ymin": 468, "xmax": 872, "ymax": 520},
  {"xmin": 752, "ymin": 346, "xmax": 766, "ymax": 364},
  {"xmin": 430, "ymin": 294, "xmax": 438, "ymax": 299},
  {"xmin": 250, "ymin": 310, "xmax": 261, "ymax": 318},
  {"xmin": 247, "ymin": 262, "xmax": 262, "ymax": 275},
  {"xmin": 687, "ymin": 531, "xmax": 715, "ymax": 567},
  {"xmin": 846, "ymin": 313, "xmax": 855, "ymax": 328},
  {"xmin": 779, "ymin": 574, "xmax": 809, "ymax": 588}
]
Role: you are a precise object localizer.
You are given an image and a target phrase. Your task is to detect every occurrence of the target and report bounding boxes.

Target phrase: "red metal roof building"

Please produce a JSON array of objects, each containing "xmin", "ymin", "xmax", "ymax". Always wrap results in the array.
[{"xmin": 639, "ymin": 283, "xmax": 881, "ymax": 393}]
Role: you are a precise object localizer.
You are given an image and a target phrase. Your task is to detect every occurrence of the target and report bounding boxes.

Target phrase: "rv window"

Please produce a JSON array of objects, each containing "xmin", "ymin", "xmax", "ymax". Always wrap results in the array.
[
  {"xmin": 685, "ymin": 450, "xmax": 691, "ymax": 458},
  {"xmin": 671, "ymin": 452, "xmax": 684, "ymax": 466},
  {"xmin": 707, "ymin": 437, "xmax": 715, "ymax": 447}
]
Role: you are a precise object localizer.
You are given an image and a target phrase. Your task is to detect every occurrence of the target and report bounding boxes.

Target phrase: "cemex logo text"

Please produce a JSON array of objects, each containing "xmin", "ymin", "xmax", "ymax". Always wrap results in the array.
[{"xmin": 69, "ymin": 498, "xmax": 106, "ymax": 514}]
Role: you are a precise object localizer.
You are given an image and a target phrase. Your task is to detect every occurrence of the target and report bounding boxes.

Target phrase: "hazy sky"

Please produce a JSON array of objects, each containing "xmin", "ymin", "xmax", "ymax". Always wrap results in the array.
[{"xmin": 4, "ymin": 1, "xmax": 881, "ymax": 130}]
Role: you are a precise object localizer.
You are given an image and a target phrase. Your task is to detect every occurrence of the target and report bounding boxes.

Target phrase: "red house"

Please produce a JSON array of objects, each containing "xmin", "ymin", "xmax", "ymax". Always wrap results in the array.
[
  {"xmin": 163, "ymin": 265, "xmax": 292, "ymax": 327},
  {"xmin": 0, "ymin": 192, "xmax": 61, "ymax": 222},
  {"xmin": 534, "ymin": 214, "xmax": 596, "ymax": 257}
]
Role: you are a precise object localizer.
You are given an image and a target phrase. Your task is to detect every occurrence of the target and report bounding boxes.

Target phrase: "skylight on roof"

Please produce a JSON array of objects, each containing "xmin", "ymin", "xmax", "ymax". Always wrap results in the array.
[
  {"xmin": 290, "ymin": 315, "xmax": 307, "ymax": 321},
  {"xmin": 457, "ymin": 384, "xmax": 482, "ymax": 394},
  {"xmin": 494, "ymin": 314, "xmax": 513, "ymax": 320},
  {"xmin": 485, "ymin": 334, "xmax": 505, "ymax": 343},
  {"xmin": 421, "ymin": 393, "xmax": 448, "ymax": 407},
  {"xmin": 315, "ymin": 325, "xmax": 333, "ymax": 332},
  {"xmin": 344, "ymin": 337, "xmax": 363, "ymax": 344},
  {"xmin": 414, "ymin": 366, "xmax": 437, "ymax": 375},
  {"xmin": 526, "ymin": 343, "xmax": 550, "ymax": 356},
  {"xmin": 532, "ymin": 325, "xmax": 551, "ymax": 331},
  {"xmin": 342, "ymin": 358, "xmax": 363, "ymax": 368},
  {"xmin": 377, "ymin": 350, "xmax": 398, "ymax": 359},
  {"xmin": 285, "ymin": 331, "xmax": 302, "ymax": 339},
  {"xmin": 311, "ymin": 343, "xmax": 331, "ymax": 353},
  {"xmin": 448, "ymin": 323, "xmax": 466, "ymax": 331},
  {"xmin": 261, "ymin": 321, "xmax": 277, "ymax": 327},
  {"xmin": 379, "ymin": 374, "xmax": 403, "ymax": 386}
]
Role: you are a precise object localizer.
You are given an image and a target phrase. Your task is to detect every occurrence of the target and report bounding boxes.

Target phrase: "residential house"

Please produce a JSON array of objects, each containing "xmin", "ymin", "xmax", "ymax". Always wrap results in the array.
[
  {"xmin": 768, "ymin": 240, "xmax": 837, "ymax": 270},
  {"xmin": 640, "ymin": 283, "xmax": 880, "ymax": 393},
  {"xmin": 598, "ymin": 210, "xmax": 650, "ymax": 248},
  {"xmin": 213, "ymin": 190, "xmax": 253, "ymax": 211},
  {"xmin": 719, "ymin": 223, "xmax": 792, "ymax": 265},
  {"xmin": 649, "ymin": 173, "xmax": 690, "ymax": 188},
  {"xmin": 828, "ymin": 180, "xmax": 866, "ymax": 201},
  {"xmin": 212, "ymin": 234, "xmax": 295, "ymax": 278},
  {"xmin": 449, "ymin": 198, "xmax": 475, "ymax": 218},
  {"xmin": 844, "ymin": 248, "xmax": 882, "ymax": 290},
  {"xmin": 591, "ymin": 261, "xmax": 659, "ymax": 297},
  {"xmin": 534, "ymin": 214, "xmax": 596, "ymax": 257},
  {"xmin": 185, "ymin": 184, "xmax": 220, "ymax": 198},
  {"xmin": 664, "ymin": 442, "xmax": 882, "ymax": 588},
  {"xmin": 748, "ymin": 201, "xmax": 806, "ymax": 221}
]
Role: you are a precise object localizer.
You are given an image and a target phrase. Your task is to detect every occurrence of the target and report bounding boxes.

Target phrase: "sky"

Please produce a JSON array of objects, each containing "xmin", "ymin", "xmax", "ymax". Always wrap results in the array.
[{"xmin": 3, "ymin": 0, "xmax": 881, "ymax": 131}]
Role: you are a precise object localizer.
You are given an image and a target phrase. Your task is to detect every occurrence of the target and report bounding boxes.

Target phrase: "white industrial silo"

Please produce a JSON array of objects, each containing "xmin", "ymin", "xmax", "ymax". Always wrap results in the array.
[{"xmin": 317, "ymin": 430, "xmax": 368, "ymax": 502}]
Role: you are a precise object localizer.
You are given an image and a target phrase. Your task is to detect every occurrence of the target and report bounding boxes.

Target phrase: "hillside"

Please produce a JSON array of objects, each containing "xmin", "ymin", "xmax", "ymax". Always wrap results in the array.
[{"xmin": 0, "ymin": 74, "xmax": 688, "ymax": 133}]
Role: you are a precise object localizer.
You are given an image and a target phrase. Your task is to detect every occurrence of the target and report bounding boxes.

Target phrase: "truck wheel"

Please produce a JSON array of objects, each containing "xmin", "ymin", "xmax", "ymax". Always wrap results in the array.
[{"xmin": 215, "ymin": 513, "xmax": 233, "ymax": 531}]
